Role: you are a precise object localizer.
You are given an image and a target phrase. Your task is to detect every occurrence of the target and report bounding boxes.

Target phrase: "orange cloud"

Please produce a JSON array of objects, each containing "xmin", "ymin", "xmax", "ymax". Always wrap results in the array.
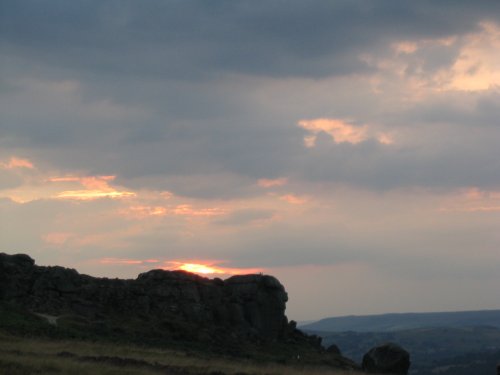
[
  {"xmin": 392, "ymin": 41, "xmax": 418, "ymax": 54},
  {"xmin": 50, "ymin": 175, "xmax": 136, "ymax": 200},
  {"xmin": 57, "ymin": 190, "xmax": 135, "ymax": 200},
  {"xmin": 439, "ymin": 187, "xmax": 500, "ymax": 212},
  {"xmin": 0, "ymin": 157, "xmax": 34, "ymax": 169},
  {"xmin": 160, "ymin": 191, "xmax": 173, "ymax": 199},
  {"xmin": 121, "ymin": 205, "xmax": 168, "ymax": 219},
  {"xmin": 298, "ymin": 118, "xmax": 368, "ymax": 146},
  {"xmin": 446, "ymin": 22, "xmax": 500, "ymax": 91},
  {"xmin": 258, "ymin": 177, "xmax": 288, "ymax": 188},
  {"xmin": 298, "ymin": 118, "xmax": 395, "ymax": 147},
  {"xmin": 120, "ymin": 204, "xmax": 226, "ymax": 219},
  {"xmin": 280, "ymin": 194, "xmax": 309, "ymax": 205},
  {"xmin": 42, "ymin": 232, "xmax": 73, "ymax": 246},
  {"xmin": 173, "ymin": 204, "xmax": 225, "ymax": 217}
]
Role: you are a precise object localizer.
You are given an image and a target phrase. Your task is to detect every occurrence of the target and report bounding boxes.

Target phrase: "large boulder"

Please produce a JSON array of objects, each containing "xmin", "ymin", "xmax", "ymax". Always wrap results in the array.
[{"xmin": 362, "ymin": 343, "xmax": 410, "ymax": 374}]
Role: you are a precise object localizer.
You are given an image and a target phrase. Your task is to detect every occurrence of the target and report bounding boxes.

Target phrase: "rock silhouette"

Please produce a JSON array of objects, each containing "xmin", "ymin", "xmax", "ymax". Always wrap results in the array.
[
  {"xmin": 0, "ymin": 253, "xmax": 289, "ymax": 341},
  {"xmin": 362, "ymin": 342, "xmax": 410, "ymax": 374}
]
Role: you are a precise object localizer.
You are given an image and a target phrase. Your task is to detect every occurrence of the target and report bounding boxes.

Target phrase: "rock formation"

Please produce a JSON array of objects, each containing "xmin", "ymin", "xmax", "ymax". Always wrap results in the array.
[
  {"xmin": 0, "ymin": 253, "xmax": 289, "ymax": 341},
  {"xmin": 362, "ymin": 342, "xmax": 410, "ymax": 374},
  {"xmin": 0, "ymin": 252, "xmax": 362, "ymax": 369}
]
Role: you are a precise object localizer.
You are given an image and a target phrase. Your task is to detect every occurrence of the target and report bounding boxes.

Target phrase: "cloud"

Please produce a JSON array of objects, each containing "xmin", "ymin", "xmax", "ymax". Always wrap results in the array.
[
  {"xmin": 0, "ymin": 157, "xmax": 34, "ymax": 170},
  {"xmin": 439, "ymin": 187, "xmax": 500, "ymax": 212},
  {"xmin": 171, "ymin": 205, "xmax": 226, "ymax": 217},
  {"xmin": 257, "ymin": 177, "xmax": 288, "ymax": 188},
  {"xmin": 445, "ymin": 22, "xmax": 500, "ymax": 91},
  {"xmin": 49, "ymin": 175, "xmax": 135, "ymax": 201},
  {"xmin": 298, "ymin": 118, "xmax": 369, "ymax": 146},
  {"xmin": 280, "ymin": 194, "xmax": 309, "ymax": 205}
]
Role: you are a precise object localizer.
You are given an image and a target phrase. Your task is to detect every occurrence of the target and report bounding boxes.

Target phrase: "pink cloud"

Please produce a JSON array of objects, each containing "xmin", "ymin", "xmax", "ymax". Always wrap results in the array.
[
  {"xmin": 257, "ymin": 177, "xmax": 288, "ymax": 188},
  {"xmin": 280, "ymin": 194, "xmax": 309, "ymax": 205},
  {"xmin": 42, "ymin": 232, "xmax": 73, "ymax": 246},
  {"xmin": 298, "ymin": 118, "xmax": 368, "ymax": 146},
  {"xmin": 173, "ymin": 204, "xmax": 226, "ymax": 217},
  {"xmin": 0, "ymin": 157, "xmax": 34, "ymax": 170},
  {"xmin": 439, "ymin": 187, "xmax": 500, "ymax": 212}
]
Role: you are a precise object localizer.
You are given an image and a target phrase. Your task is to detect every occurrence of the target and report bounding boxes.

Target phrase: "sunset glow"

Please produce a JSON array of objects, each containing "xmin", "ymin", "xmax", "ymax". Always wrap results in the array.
[
  {"xmin": 165, "ymin": 261, "xmax": 263, "ymax": 276},
  {"xmin": 57, "ymin": 190, "xmax": 136, "ymax": 200},
  {"xmin": 50, "ymin": 175, "xmax": 136, "ymax": 200},
  {"xmin": 178, "ymin": 263, "xmax": 224, "ymax": 274}
]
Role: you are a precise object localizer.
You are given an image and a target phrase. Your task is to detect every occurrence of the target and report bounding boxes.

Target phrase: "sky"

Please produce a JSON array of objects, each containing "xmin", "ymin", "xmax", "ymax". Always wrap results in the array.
[{"xmin": 1, "ymin": 1, "xmax": 500, "ymax": 321}]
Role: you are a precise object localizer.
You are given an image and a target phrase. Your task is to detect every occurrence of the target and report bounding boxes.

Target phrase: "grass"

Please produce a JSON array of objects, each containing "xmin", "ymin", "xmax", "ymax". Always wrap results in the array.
[
  {"xmin": 0, "ymin": 303, "xmax": 363, "ymax": 374},
  {"xmin": 0, "ymin": 331, "xmax": 364, "ymax": 375}
]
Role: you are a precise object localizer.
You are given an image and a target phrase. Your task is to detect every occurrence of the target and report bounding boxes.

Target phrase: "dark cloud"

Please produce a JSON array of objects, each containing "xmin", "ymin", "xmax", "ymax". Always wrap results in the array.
[
  {"xmin": 2, "ymin": 1, "xmax": 498, "ymax": 80},
  {"xmin": 1, "ymin": 0, "xmax": 500, "ymax": 198}
]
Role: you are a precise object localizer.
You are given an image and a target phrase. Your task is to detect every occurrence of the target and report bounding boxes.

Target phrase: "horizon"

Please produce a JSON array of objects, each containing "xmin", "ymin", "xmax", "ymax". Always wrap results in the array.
[
  {"xmin": 2, "ymin": 1, "xmax": 500, "ymax": 322},
  {"xmin": 6, "ymin": 250, "xmax": 500, "ymax": 322}
]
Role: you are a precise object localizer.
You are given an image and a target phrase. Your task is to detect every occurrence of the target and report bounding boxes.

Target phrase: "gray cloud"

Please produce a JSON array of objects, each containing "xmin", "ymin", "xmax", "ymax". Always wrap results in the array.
[
  {"xmin": 2, "ymin": 1, "xmax": 500, "ymax": 198},
  {"xmin": 2, "ymin": 1, "xmax": 498, "ymax": 81}
]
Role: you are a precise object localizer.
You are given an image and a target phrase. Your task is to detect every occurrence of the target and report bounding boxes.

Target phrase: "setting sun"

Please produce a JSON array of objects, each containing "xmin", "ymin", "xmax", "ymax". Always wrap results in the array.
[
  {"xmin": 178, "ymin": 263, "xmax": 223, "ymax": 275},
  {"xmin": 162, "ymin": 261, "xmax": 263, "ymax": 276}
]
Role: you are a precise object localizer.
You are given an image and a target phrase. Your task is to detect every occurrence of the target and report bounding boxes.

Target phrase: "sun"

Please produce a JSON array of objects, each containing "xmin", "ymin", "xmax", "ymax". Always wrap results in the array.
[{"xmin": 177, "ymin": 263, "xmax": 224, "ymax": 275}]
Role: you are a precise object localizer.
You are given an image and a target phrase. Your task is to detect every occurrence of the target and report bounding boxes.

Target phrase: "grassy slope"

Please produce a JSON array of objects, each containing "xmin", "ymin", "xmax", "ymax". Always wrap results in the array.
[
  {"xmin": 0, "ymin": 303, "xmax": 363, "ymax": 375},
  {"xmin": 0, "ymin": 332, "xmax": 364, "ymax": 375}
]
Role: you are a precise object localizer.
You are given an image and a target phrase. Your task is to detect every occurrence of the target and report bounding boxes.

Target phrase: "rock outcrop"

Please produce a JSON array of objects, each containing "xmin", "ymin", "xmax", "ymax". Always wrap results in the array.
[
  {"xmin": 0, "ymin": 252, "xmax": 362, "ymax": 370},
  {"xmin": 362, "ymin": 342, "xmax": 410, "ymax": 374},
  {"xmin": 0, "ymin": 253, "xmax": 289, "ymax": 341}
]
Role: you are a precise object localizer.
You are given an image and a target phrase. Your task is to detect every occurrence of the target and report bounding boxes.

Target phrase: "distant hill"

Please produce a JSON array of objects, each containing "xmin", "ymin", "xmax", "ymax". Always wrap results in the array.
[{"xmin": 300, "ymin": 310, "xmax": 500, "ymax": 332}]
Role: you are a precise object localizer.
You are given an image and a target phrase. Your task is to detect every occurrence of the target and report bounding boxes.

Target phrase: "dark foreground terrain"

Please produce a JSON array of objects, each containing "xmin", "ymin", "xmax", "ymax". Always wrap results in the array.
[{"xmin": 0, "ymin": 330, "xmax": 363, "ymax": 375}]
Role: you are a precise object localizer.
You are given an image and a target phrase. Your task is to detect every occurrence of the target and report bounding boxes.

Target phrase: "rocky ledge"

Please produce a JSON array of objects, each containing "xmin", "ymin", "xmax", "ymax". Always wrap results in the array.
[{"xmin": 0, "ymin": 253, "xmax": 289, "ymax": 340}]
